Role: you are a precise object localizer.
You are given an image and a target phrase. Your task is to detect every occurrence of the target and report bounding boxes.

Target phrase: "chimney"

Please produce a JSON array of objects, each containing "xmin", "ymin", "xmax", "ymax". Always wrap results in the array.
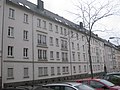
[
  {"xmin": 37, "ymin": 0, "xmax": 44, "ymax": 11},
  {"xmin": 79, "ymin": 22, "xmax": 83, "ymax": 29}
]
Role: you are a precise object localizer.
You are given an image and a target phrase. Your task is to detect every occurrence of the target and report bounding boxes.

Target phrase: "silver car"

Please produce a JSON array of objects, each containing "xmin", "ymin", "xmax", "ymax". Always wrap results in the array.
[{"xmin": 43, "ymin": 82, "xmax": 95, "ymax": 90}]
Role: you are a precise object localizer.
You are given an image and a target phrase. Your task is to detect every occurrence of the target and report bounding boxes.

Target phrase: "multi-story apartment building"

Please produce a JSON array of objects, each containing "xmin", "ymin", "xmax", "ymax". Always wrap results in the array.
[
  {"xmin": 104, "ymin": 41, "xmax": 119, "ymax": 73},
  {"xmin": 0, "ymin": 0, "xmax": 119, "ymax": 88}
]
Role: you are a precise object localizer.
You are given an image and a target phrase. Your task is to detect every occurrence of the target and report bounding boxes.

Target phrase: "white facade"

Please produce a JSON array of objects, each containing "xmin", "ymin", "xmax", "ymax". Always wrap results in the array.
[{"xmin": 0, "ymin": 0, "xmax": 119, "ymax": 87}]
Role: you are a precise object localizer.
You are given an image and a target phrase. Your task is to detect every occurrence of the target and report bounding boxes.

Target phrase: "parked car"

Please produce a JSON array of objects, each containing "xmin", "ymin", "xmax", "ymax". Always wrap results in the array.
[
  {"xmin": 76, "ymin": 78, "xmax": 120, "ymax": 90},
  {"xmin": 1, "ymin": 88, "xmax": 27, "ymax": 90},
  {"xmin": 103, "ymin": 72, "xmax": 120, "ymax": 85},
  {"xmin": 13, "ymin": 85, "xmax": 54, "ymax": 90},
  {"xmin": 43, "ymin": 82, "xmax": 95, "ymax": 90}
]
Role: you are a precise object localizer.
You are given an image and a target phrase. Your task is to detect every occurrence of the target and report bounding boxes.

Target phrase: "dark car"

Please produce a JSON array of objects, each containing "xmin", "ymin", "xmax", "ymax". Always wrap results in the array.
[
  {"xmin": 2, "ymin": 85, "xmax": 54, "ymax": 90},
  {"xmin": 103, "ymin": 72, "xmax": 120, "ymax": 85}
]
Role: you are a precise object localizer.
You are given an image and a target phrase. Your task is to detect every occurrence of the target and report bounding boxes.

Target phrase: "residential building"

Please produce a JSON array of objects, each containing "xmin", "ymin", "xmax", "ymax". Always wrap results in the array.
[{"xmin": 0, "ymin": 0, "xmax": 119, "ymax": 88}]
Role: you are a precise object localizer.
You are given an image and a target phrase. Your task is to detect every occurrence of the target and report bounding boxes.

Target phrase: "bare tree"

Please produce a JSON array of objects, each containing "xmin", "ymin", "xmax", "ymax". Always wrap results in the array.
[{"xmin": 73, "ymin": 0, "xmax": 120, "ymax": 78}]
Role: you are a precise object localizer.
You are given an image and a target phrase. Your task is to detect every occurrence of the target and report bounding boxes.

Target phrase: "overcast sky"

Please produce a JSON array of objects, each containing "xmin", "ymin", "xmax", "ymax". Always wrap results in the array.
[{"xmin": 28, "ymin": 0, "xmax": 120, "ymax": 45}]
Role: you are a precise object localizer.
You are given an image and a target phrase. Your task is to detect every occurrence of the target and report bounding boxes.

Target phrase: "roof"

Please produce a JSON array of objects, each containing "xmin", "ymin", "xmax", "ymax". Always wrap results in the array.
[{"xmin": 6, "ymin": 0, "xmax": 80, "ymax": 31}]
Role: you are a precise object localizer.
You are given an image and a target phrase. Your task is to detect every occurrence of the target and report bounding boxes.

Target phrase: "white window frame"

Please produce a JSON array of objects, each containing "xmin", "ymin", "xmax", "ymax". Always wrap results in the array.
[
  {"xmin": 7, "ymin": 68, "xmax": 14, "ymax": 79},
  {"xmin": 8, "ymin": 26, "xmax": 14, "ymax": 37},
  {"xmin": 8, "ymin": 46, "xmax": 13, "ymax": 57},
  {"xmin": 23, "ymin": 48, "xmax": 28, "ymax": 58},
  {"xmin": 24, "ymin": 13, "xmax": 28, "ymax": 23},
  {"xmin": 23, "ymin": 30, "xmax": 28, "ymax": 40},
  {"xmin": 24, "ymin": 67, "xmax": 29, "ymax": 78},
  {"xmin": 9, "ymin": 8, "xmax": 15, "ymax": 19}
]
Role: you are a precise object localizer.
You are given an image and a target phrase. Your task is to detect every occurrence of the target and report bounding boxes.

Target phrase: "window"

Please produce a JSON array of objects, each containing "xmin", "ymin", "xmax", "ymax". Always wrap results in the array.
[
  {"xmin": 57, "ymin": 67, "xmax": 61, "ymax": 75},
  {"xmin": 24, "ymin": 67, "xmax": 29, "ymax": 78},
  {"xmin": 83, "ymin": 53, "xmax": 86, "ymax": 61},
  {"xmin": 77, "ymin": 43, "xmax": 79, "ymax": 50},
  {"xmin": 23, "ymin": 48, "xmax": 28, "ymax": 58},
  {"xmin": 64, "ymin": 28, "xmax": 67, "ymax": 36},
  {"xmin": 23, "ymin": 30, "xmax": 28, "ymax": 40},
  {"xmin": 37, "ymin": 34, "xmax": 47, "ymax": 46},
  {"xmin": 43, "ymin": 20, "xmax": 46, "ymax": 29},
  {"xmin": 65, "ymin": 86, "xmax": 75, "ymax": 90},
  {"xmin": 9, "ymin": 8, "xmax": 15, "ymax": 19},
  {"xmin": 83, "ymin": 45, "xmax": 85, "ymax": 51},
  {"xmin": 62, "ymin": 66, "xmax": 69, "ymax": 74},
  {"xmin": 72, "ymin": 42, "xmax": 74, "ymax": 49},
  {"xmin": 55, "ymin": 25, "xmax": 58, "ymax": 33},
  {"xmin": 79, "ymin": 65, "xmax": 81, "ymax": 73},
  {"xmin": 84, "ymin": 65, "xmax": 87, "ymax": 72},
  {"xmin": 78, "ymin": 52, "xmax": 80, "ymax": 61},
  {"xmin": 38, "ymin": 49, "xmax": 47, "ymax": 60},
  {"xmin": 50, "ymin": 51, "xmax": 54, "ymax": 59},
  {"xmin": 44, "ymin": 67, "xmax": 48, "ymax": 76},
  {"xmin": 38, "ymin": 67, "xmax": 43, "ymax": 76},
  {"xmin": 72, "ymin": 52, "xmax": 75, "ymax": 61},
  {"xmin": 76, "ymin": 33, "xmax": 79, "ymax": 40},
  {"xmin": 56, "ymin": 52, "xmax": 59, "ymax": 59},
  {"xmin": 60, "ymin": 27, "xmax": 63, "ymax": 35},
  {"xmin": 62, "ymin": 67, "xmax": 65, "ymax": 73},
  {"xmin": 71, "ymin": 31, "xmax": 73, "ymax": 38},
  {"xmin": 65, "ymin": 53, "xmax": 68, "ymax": 61},
  {"xmin": 8, "ymin": 26, "xmax": 14, "ymax": 37},
  {"xmin": 73, "ymin": 66, "xmax": 76, "ymax": 73},
  {"xmin": 50, "ymin": 37, "xmax": 53, "ymax": 46},
  {"xmin": 51, "ymin": 67, "xmax": 54, "ymax": 75},
  {"xmin": 38, "ymin": 67, "xmax": 48, "ymax": 77},
  {"xmin": 49, "ymin": 23, "xmax": 52, "ymax": 31},
  {"xmin": 62, "ymin": 52, "xmax": 65, "ymax": 61},
  {"xmin": 8, "ymin": 46, "xmax": 13, "ymax": 57},
  {"xmin": 82, "ymin": 35, "xmax": 84, "ymax": 41},
  {"xmin": 7, "ymin": 68, "xmax": 14, "ymax": 79},
  {"xmin": 24, "ymin": 13, "xmax": 28, "ymax": 23},
  {"xmin": 90, "ymin": 81, "xmax": 104, "ymax": 89},
  {"xmin": 56, "ymin": 38, "xmax": 59, "ymax": 47},
  {"xmin": 65, "ymin": 41, "xmax": 67, "ymax": 49},
  {"xmin": 43, "ymin": 50, "xmax": 47, "ymax": 60},
  {"xmin": 62, "ymin": 52, "xmax": 68, "ymax": 62},
  {"xmin": 37, "ymin": 18, "xmax": 41, "ymax": 27},
  {"xmin": 61, "ymin": 40, "xmax": 67, "ymax": 50}
]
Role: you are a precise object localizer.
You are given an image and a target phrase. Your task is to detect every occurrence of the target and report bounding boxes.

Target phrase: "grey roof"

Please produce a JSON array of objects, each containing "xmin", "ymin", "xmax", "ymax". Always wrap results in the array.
[{"xmin": 6, "ymin": 0, "xmax": 79, "ymax": 30}]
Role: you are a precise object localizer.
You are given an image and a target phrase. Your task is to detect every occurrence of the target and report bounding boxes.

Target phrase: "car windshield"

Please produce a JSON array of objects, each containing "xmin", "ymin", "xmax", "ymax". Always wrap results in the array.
[
  {"xmin": 75, "ymin": 84, "xmax": 95, "ymax": 90},
  {"xmin": 100, "ymin": 79, "xmax": 115, "ymax": 87}
]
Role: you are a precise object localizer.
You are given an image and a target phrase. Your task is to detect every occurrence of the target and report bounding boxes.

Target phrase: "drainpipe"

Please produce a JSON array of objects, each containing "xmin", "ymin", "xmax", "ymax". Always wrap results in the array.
[
  {"xmin": 1, "ymin": 0, "xmax": 5, "ymax": 88},
  {"xmin": 32, "ymin": 13, "xmax": 35, "ymax": 87},
  {"xmin": 68, "ymin": 30, "xmax": 72, "ymax": 76}
]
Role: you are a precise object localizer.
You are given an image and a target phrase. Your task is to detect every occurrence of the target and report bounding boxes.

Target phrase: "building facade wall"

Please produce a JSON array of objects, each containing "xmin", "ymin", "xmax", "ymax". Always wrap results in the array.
[{"xmin": 0, "ymin": 0, "xmax": 117, "ymax": 87}]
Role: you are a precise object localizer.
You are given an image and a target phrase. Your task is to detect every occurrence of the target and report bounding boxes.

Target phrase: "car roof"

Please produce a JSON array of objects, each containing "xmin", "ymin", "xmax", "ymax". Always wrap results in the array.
[{"xmin": 44, "ymin": 82, "xmax": 82, "ymax": 87}]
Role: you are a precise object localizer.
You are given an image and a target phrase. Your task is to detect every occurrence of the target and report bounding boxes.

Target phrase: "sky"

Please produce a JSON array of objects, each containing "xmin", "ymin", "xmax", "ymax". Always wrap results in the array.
[{"xmin": 28, "ymin": 0, "xmax": 120, "ymax": 45}]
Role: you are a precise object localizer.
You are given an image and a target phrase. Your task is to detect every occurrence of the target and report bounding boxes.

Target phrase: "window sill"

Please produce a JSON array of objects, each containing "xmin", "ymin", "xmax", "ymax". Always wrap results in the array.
[
  {"xmin": 8, "ymin": 17, "xmax": 15, "ymax": 20},
  {"xmin": 23, "ymin": 39, "xmax": 29, "ymax": 41},
  {"xmin": 7, "ymin": 56, "xmax": 14, "ymax": 58},
  {"xmin": 50, "ymin": 58, "xmax": 54, "ymax": 60},
  {"xmin": 8, "ymin": 36, "xmax": 14, "ymax": 39},
  {"xmin": 23, "ymin": 57, "xmax": 29, "ymax": 59},
  {"xmin": 7, "ymin": 77, "xmax": 14, "ymax": 80},
  {"xmin": 23, "ymin": 76, "xmax": 29, "ymax": 78},
  {"xmin": 23, "ymin": 22, "xmax": 29, "ymax": 24}
]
